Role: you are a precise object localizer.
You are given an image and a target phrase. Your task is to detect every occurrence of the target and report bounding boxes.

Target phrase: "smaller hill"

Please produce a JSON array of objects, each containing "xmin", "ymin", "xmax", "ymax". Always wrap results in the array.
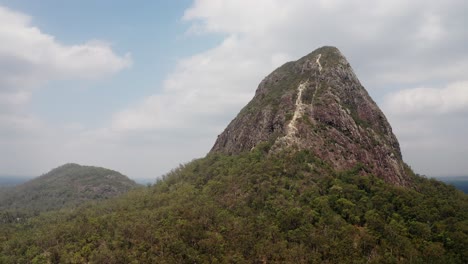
[{"xmin": 0, "ymin": 163, "xmax": 138, "ymax": 213}]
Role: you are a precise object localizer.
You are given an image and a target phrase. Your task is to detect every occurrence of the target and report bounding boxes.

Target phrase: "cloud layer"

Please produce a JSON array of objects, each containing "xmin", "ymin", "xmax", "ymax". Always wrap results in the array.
[
  {"xmin": 383, "ymin": 81, "xmax": 468, "ymax": 176},
  {"xmin": 384, "ymin": 81, "xmax": 468, "ymax": 116}
]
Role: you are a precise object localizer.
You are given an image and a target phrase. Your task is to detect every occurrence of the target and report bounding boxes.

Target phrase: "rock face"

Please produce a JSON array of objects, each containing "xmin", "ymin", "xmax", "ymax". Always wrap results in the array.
[{"xmin": 211, "ymin": 46, "xmax": 410, "ymax": 186}]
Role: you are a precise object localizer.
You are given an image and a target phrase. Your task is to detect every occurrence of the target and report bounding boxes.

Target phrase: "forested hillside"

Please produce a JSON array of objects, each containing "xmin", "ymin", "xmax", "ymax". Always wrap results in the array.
[
  {"xmin": 0, "ymin": 163, "xmax": 138, "ymax": 216},
  {"xmin": 1, "ymin": 148, "xmax": 466, "ymax": 263}
]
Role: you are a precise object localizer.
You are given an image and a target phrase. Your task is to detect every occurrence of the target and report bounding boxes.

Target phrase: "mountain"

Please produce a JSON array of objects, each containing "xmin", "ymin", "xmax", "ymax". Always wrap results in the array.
[
  {"xmin": 212, "ymin": 46, "xmax": 409, "ymax": 186},
  {"xmin": 0, "ymin": 163, "xmax": 138, "ymax": 213},
  {"xmin": 0, "ymin": 47, "xmax": 467, "ymax": 263}
]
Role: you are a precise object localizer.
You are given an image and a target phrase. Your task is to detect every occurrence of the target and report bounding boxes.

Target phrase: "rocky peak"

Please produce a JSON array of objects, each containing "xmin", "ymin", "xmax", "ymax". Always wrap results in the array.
[{"xmin": 211, "ymin": 46, "xmax": 410, "ymax": 186}]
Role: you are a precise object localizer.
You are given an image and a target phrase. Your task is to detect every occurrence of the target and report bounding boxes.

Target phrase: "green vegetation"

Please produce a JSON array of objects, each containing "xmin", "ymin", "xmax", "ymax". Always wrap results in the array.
[
  {"xmin": 296, "ymin": 46, "xmax": 343, "ymax": 70},
  {"xmin": 0, "ymin": 163, "xmax": 138, "ymax": 216},
  {"xmin": 1, "ymin": 149, "xmax": 466, "ymax": 263},
  {"xmin": 240, "ymin": 60, "xmax": 301, "ymax": 117}
]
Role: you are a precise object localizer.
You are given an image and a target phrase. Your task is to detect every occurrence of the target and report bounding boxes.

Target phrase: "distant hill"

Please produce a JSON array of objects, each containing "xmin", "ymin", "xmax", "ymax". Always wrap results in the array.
[
  {"xmin": 0, "ymin": 176, "xmax": 31, "ymax": 187},
  {"xmin": 437, "ymin": 176, "xmax": 468, "ymax": 193},
  {"xmin": 0, "ymin": 163, "xmax": 139, "ymax": 213}
]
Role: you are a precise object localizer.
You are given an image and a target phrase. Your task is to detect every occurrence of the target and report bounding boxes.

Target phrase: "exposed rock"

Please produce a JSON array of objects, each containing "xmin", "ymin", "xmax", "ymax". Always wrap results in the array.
[{"xmin": 210, "ymin": 46, "xmax": 410, "ymax": 186}]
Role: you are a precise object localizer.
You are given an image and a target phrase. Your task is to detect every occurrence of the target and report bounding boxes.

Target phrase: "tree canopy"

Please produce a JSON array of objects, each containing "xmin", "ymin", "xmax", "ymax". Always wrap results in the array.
[{"xmin": 1, "ymin": 149, "xmax": 467, "ymax": 263}]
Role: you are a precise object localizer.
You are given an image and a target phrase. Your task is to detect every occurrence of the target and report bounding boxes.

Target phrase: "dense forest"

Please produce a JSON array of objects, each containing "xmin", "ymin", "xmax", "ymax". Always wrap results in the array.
[{"xmin": 1, "ymin": 146, "xmax": 467, "ymax": 263}]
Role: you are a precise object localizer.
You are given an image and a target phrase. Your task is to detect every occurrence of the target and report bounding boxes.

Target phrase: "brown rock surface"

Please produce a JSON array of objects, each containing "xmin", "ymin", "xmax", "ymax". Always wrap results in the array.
[{"xmin": 211, "ymin": 46, "xmax": 410, "ymax": 186}]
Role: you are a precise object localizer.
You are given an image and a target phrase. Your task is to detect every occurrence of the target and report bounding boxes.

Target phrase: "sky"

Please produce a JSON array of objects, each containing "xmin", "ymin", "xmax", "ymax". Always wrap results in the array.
[{"xmin": 0, "ymin": 0, "xmax": 467, "ymax": 181}]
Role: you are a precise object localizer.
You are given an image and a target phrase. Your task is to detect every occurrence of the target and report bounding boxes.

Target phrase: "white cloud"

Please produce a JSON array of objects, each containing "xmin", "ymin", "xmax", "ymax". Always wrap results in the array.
[
  {"xmin": 383, "ymin": 81, "xmax": 468, "ymax": 176},
  {"xmin": 384, "ymin": 81, "xmax": 468, "ymax": 116},
  {"xmin": 0, "ymin": 91, "xmax": 31, "ymax": 109},
  {"xmin": 111, "ymin": 35, "xmax": 276, "ymax": 133},
  {"xmin": 183, "ymin": 0, "xmax": 291, "ymax": 35},
  {"xmin": 0, "ymin": 4, "xmax": 131, "ymax": 127},
  {"xmin": 0, "ymin": 6, "xmax": 131, "ymax": 92}
]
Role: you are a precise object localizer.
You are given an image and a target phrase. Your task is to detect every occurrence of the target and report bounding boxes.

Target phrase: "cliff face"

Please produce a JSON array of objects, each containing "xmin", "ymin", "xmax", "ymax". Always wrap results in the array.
[{"xmin": 211, "ymin": 46, "xmax": 410, "ymax": 186}]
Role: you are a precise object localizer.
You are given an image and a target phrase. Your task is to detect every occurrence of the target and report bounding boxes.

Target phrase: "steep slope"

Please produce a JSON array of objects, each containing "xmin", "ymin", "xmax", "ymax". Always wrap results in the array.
[
  {"xmin": 0, "ymin": 163, "xmax": 138, "ymax": 212},
  {"xmin": 212, "ymin": 46, "xmax": 409, "ymax": 186}
]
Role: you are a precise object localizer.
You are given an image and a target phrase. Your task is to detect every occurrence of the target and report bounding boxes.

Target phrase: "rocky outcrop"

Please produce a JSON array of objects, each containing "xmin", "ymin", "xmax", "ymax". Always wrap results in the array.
[{"xmin": 210, "ymin": 46, "xmax": 410, "ymax": 186}]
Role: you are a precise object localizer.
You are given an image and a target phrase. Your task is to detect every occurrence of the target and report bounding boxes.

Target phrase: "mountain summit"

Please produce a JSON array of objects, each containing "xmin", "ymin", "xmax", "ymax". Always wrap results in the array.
[{"xmin": 211, "ymin": 46, "xmax": 410, "ymax": 186}]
